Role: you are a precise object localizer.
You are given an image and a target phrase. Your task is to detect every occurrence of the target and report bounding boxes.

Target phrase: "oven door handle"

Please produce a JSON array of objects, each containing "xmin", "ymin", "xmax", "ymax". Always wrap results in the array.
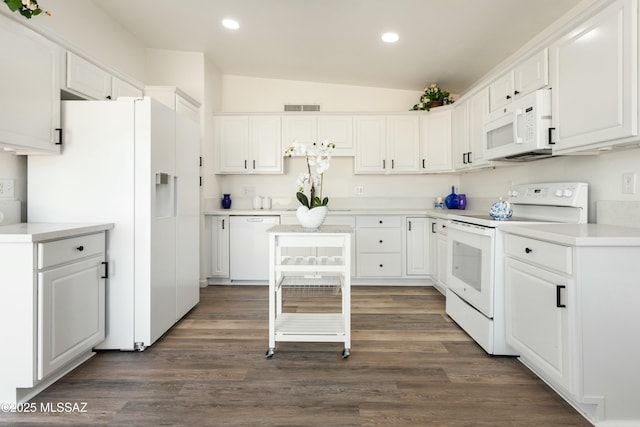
[{"xmin": 448, "ymin": 221, "xmax": 495, "ymax": 236}]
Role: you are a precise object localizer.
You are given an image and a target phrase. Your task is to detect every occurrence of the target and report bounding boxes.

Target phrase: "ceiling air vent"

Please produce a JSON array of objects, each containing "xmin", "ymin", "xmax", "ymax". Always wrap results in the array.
[{"xmin": 284, "ymin": 104, "xmax": 321, "ymax": 112}]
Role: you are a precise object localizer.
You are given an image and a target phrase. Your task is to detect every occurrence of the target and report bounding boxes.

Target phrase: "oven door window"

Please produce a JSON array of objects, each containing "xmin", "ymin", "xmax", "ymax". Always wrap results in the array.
[
  {"xmin": 452, "ymin": 241, "xmax": 482, "ymax": 292},
  {"xmin": 447, "ymin": 225, "xmax": 495, "ymax": 318}
]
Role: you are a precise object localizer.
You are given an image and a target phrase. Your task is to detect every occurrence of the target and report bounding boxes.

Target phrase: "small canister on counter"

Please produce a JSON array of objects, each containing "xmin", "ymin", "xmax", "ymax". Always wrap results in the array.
[
  {"xmin": 458, "ymin": 194, "xmax": 467, "ymax": 210},
  {"xmin": 434, "ymin": 196, "xmax": 444, "ymax": 209}
]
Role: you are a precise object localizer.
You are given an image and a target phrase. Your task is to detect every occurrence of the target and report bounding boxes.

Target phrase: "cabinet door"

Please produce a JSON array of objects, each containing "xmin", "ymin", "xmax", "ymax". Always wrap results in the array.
[
  {"xmin": 111, "ymin": 76, "xmax": 143, "ymax": 99},
  {"xmin": 436, "ymin": 220, "xmax": 448, "ymax": 288},
  {"xmin": 355, "ymin": 116, "xmax": 386, "ymax": 173},
  {"xmin": 66, "ymin": 52, "xmax": 112, "ymax": 100},
  {"xmin": 421, "ymin": 109, "xmax": 452, "ymax": 172},
  {"xmin": 251, "ymin": 116, "xmax": 283, "ymax": 173},
  {"xmin": 550, "ymin": 0, "xmax": 637, "ymax": 152},
  {"xmin": 387, "ymin": 115, "xmax": 420, "ymax": 173},
  {"xmin": 505, "ymin": 257, "xmax": 572, "ymax": 391},
  {"xmin": 38, "ymin": 255, "xmax": 105, "ymax": 380},
  {"xmin": 452, "ymin": 101, "xmax": 469, "ymax": 170},
  {"xmin": 428, "ymin": 219, "xmax": 439, "ymax": 288},
  {"xmin": 467, "ymin": 88, "xmax": 491, "ymax": 168},
  {"xmin": 515, "ymin": 48, "xmax": 549, "ymax": 96},
  {"xmin": 215, "ymin": 116, "xmax": 250, "ymax": 173},
  {"xmin": 282, "ymin": 115, "xmax": 316, "ymax": 148},
  {"xmin": 175, "ymin": 114, "xmax": 201, "ymax": 319},
  {"xmin": 317, "ymin": 116, "xmax": 354, "ymax": 155},
  {"xmin": 489, "ymin": 72, "xmax": 514, "ymax": 112},
  {"xmin": 175, "ymin": 94, "xmax": 200, "ymax": 124},
  {"xmin": 406, "ymin": 217, "xmax": 430, "ymax": 276},
  {"xmin": 0, "ymin": 15, "xmax": 60, "ymax": 153},
  {"xmin": 209, "ymin": 216, "xmax": 230, "ymax": 278}
]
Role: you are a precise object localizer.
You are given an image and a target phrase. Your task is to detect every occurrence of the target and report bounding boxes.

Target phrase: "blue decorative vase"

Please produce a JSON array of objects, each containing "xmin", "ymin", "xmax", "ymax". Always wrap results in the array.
[
  {"xmin": 221, "ymin": 194, "xmax": 232, "ymax": 209},
  {"xmin": 489, "ymin": 198, "xmax": 512, "ymax": 220},
  {"xmin": 445, "ymin": 186, "xmax": 458, "ymax": 209}
]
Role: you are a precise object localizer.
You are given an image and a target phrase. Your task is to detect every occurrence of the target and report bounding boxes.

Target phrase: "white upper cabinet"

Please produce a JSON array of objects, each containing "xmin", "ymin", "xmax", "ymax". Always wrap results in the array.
[
  {"xmin": 112, "ymin": 76, "xmax": 144, "ymax": 99},
  {"xmin": 386, "ymin": 115, "xmax": 421, "ymax": 173},
  {"xmin": 145, "ymin": 86, "xmax": 200, "ymax": 123},
  {"xmin": 550, "ymin": 0, "xmax": 638, "ymax": 153},
  {"xmin": 489, "ymin": 48, "xmax": 549, "ymax": 112},
  {"xmin": 282, "ymin": 115, "xmax": 354, "ymax": 155},
  {"xmin": 355, "ymin": 115, "xmax": 420, "ymax": 174},
  {"xmin": 0, "ymin": 14, "xmax": 61, "ymax": 154},
  {"xmin": 453, "ymin": 88, "xmax": 491, "ymax": 170},
  {"xmin": 354, "ymin": 116, "xmax": 386, "ymax": 173},
  {"xmin": 66, "ymin": 52, "xmax": 143, "ymax": 101},
  {"xmin": 420, "ymin": 108, "xmax": 453, "ymax": 172},
  {"xmin": 215, "ymin": 115, "xmax": 282, "ymax": 174},
  {"xmin": 66, "ymin": 52, "xmax": 112, "ymax": 100}
]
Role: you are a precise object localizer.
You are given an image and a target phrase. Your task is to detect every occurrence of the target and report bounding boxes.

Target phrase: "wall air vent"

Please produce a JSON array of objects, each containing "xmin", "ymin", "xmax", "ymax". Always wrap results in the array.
[{"xmin": 284, "ymin": 104, "xmax": 321, "ymax": 112}]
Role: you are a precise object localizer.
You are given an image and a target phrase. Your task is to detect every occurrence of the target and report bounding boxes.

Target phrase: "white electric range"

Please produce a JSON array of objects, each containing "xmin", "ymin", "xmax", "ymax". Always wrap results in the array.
[{"xmin": 444, "ymin": 182, "xmax": 588, "ymax": 355}]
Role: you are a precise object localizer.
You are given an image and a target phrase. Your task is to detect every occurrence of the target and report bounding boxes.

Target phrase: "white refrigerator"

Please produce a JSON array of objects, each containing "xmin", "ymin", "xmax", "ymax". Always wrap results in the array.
[{"xmin": 28, "ymin": 97, "xmax": 200, "ymax": 350}]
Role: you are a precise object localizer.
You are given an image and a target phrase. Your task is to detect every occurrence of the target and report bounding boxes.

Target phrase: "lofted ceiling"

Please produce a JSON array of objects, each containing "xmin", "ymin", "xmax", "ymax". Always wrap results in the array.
[{"xmin": 91, "ymin": 0, "xmax": 582, "ymax": 94}]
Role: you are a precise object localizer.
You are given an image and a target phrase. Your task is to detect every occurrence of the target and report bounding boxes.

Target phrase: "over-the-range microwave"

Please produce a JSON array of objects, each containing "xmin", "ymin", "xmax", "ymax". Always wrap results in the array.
[{"xmin": 483, "ymin": 89, "xmax": 553, "ymax": 161}]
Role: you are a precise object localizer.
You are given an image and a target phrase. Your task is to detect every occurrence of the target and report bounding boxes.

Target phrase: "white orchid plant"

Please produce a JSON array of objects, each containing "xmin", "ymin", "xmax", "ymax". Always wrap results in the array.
[{"xmin": 285, "ymin": 141, "xmax": 336, "ymax": 209}]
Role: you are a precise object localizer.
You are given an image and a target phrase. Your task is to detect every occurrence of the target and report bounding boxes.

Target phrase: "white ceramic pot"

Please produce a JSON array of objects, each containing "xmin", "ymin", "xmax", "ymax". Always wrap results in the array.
[{"xmin": 296, "ymin": 205, "xmax": 328, "ymax": 230}]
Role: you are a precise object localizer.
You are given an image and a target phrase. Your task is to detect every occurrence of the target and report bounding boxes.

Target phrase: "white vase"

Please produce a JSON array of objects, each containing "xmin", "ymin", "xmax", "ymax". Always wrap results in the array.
[{"xmin": 296, "ymin": 205, "xmax": 328, "ymax": 230}]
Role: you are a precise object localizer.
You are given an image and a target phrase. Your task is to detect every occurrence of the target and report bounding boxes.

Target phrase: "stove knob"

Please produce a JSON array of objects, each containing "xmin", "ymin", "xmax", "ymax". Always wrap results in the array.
[
  {"xmin": 555, "ymin": 189, "xmax": 564, "ymax": 197},
  {"xmin": 563, "ymin": 189, "xmax": 573, "ymax": 197}
]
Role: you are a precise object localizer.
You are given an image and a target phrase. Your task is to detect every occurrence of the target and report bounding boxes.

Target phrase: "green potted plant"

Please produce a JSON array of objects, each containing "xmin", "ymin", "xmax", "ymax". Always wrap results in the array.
[
  {"xmin": 411, "ymin": 83, "xmax": 454, "ymax": 111},
  {"xmin": 3, "ymin": 0, "xmax": 49, "ymax": 18}
]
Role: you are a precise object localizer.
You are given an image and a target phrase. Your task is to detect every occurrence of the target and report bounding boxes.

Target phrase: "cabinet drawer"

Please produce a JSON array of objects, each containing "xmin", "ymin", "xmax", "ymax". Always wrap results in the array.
[
  {"xmin": 38, "ymin": 232, "xmax": 105, "ymax": 269},
  {"xmin": 356, "ymin": 215, "xmax": 402, "ymax": 228},
  {"xmin": 357, "ymin": 253, "xmax": 401, "ymax": 277},
  {"xmin": 504, "ymin": 234, "xmax": 572, "ymax": 274},
  {"xmin": 357, "ymin": 229, "xmax": 401, "ymax": 252}
]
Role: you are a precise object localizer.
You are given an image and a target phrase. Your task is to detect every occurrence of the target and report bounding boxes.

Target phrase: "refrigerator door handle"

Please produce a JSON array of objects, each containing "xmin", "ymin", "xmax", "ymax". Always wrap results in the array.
[{"xmin": 173, "ymin": 176, "xmax": 178, "ymax": 217}]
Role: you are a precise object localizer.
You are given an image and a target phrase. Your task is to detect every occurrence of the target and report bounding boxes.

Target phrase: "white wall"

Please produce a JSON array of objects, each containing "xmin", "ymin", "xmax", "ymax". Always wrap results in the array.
[
  {"xmin": 460, "ymin": 148, "xmax": 640, "ymax": 223},
  {"xmin": 221, "ymin": 75, "xmax": 421, "ymax": 112}
]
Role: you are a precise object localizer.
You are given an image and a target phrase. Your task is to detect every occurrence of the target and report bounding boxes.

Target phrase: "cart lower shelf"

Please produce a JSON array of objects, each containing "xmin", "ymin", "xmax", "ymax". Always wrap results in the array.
[{"xmin": 274, "ymin": 313, "xmax": 346, "ymax": 341}]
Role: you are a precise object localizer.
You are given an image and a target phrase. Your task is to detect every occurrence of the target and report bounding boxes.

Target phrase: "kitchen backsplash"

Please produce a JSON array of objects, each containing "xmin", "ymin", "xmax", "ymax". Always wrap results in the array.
[{"xmin": 597, "ymin": 201, "xmax": 640, "ymax": 228}]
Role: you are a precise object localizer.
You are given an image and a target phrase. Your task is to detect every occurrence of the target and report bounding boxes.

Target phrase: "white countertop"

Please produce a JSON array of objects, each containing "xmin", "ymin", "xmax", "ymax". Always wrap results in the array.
[
  {"xmin": 268, "ymin": 224, "xmax": 353, "ymax": 234},
  {"xmin": 205, "ymin": 207, "xmax": 452, "ymax": 218},
  {"xmin": 0, "ymin": 223, "xmax": 114, "ymax": 243},
  {"xmin": 501, "ymin": 223, "xmax": 640, "ymax": 247}
]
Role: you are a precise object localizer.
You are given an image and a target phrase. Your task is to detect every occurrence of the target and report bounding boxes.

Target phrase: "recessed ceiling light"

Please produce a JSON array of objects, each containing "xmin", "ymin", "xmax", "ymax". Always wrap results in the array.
[
  {"xmin": 222, "ymin": 19, "xmax": 240, "ymax": 30},
  {"xmin": 381, "ymin": 32, "xmax": 399, "ymax": 43}
]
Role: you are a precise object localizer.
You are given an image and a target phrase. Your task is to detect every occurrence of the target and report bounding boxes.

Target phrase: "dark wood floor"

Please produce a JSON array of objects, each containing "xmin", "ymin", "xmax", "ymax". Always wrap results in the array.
[{"xmin": 0, "ymin": 286, "xmax": 591, "ymax": 426}]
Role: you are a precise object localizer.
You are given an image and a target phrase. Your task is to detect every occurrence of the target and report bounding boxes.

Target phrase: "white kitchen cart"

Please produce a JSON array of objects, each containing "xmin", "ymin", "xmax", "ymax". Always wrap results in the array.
[{"xmin": 266, "ymin": 224, "xmax": 352, "ymax": 358}]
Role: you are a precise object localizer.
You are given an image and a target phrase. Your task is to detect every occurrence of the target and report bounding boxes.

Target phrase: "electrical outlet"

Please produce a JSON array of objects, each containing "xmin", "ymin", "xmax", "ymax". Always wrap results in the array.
[
  {"xmin": 354, "ymin": 185, "xmax": 364, "ymax": 195},
  {"xmin": 0, "ymin": 179, "xmax": 15, "ymax": 198},
  {"xmin": 243, "ymin": 186, "xmax": 255, "ymax": 196},
  {"xmin": 622, "ymin": 172, "xmax": 637, "ymax": 194}
]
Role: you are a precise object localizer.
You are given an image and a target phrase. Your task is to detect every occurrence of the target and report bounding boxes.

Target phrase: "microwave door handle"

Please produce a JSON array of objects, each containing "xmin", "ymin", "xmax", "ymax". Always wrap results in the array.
[{"xmin": 513, "ymin": 109, "xmax": 524, "ymax": 143}]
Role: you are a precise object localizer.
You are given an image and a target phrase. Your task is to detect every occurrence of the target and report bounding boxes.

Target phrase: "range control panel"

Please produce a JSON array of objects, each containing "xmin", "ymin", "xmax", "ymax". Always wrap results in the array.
[{"xmin": 508, "ymin": 182, "xmax": 588, "ymax": 208}]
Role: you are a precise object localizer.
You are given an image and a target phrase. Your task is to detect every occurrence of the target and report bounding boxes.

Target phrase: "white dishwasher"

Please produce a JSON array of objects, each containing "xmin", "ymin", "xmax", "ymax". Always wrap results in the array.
[{"xmin": 229, "ymin": 216, "xmax": 280, "ymax": 282}]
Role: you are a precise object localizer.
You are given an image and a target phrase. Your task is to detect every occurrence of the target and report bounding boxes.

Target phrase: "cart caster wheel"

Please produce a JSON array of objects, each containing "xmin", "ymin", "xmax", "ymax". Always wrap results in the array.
[
  {"xmin": 265, "ymin": 348, "xmax": 275, "ymax": 359},
  {"xmin": 342, "ymin": 349, "xmax": 350, "ymax": 359}
]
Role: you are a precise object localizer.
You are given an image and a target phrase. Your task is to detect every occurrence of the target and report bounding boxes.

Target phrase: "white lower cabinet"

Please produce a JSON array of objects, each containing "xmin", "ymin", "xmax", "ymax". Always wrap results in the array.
[
  {"xmin": 505, "ymin": 257, "xmax": 571, "ymax": 390},
  {"xmin": 356, "ymin": 215, "xmax": 402, "ymax": 278},
  {"xmin": 406, "ymin": 217, "xmax": 430, "ymax": 276},
  {"xmin": 0, "ymin": 225, "xmax": 110, "ymax": 404},
  {"xmin": 503, "ymin": 229, "xmax": 640, "ymax": 424},
  {"xmin": 207, "ymin": 215, "xmax": 230, "ymax": 278}
]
